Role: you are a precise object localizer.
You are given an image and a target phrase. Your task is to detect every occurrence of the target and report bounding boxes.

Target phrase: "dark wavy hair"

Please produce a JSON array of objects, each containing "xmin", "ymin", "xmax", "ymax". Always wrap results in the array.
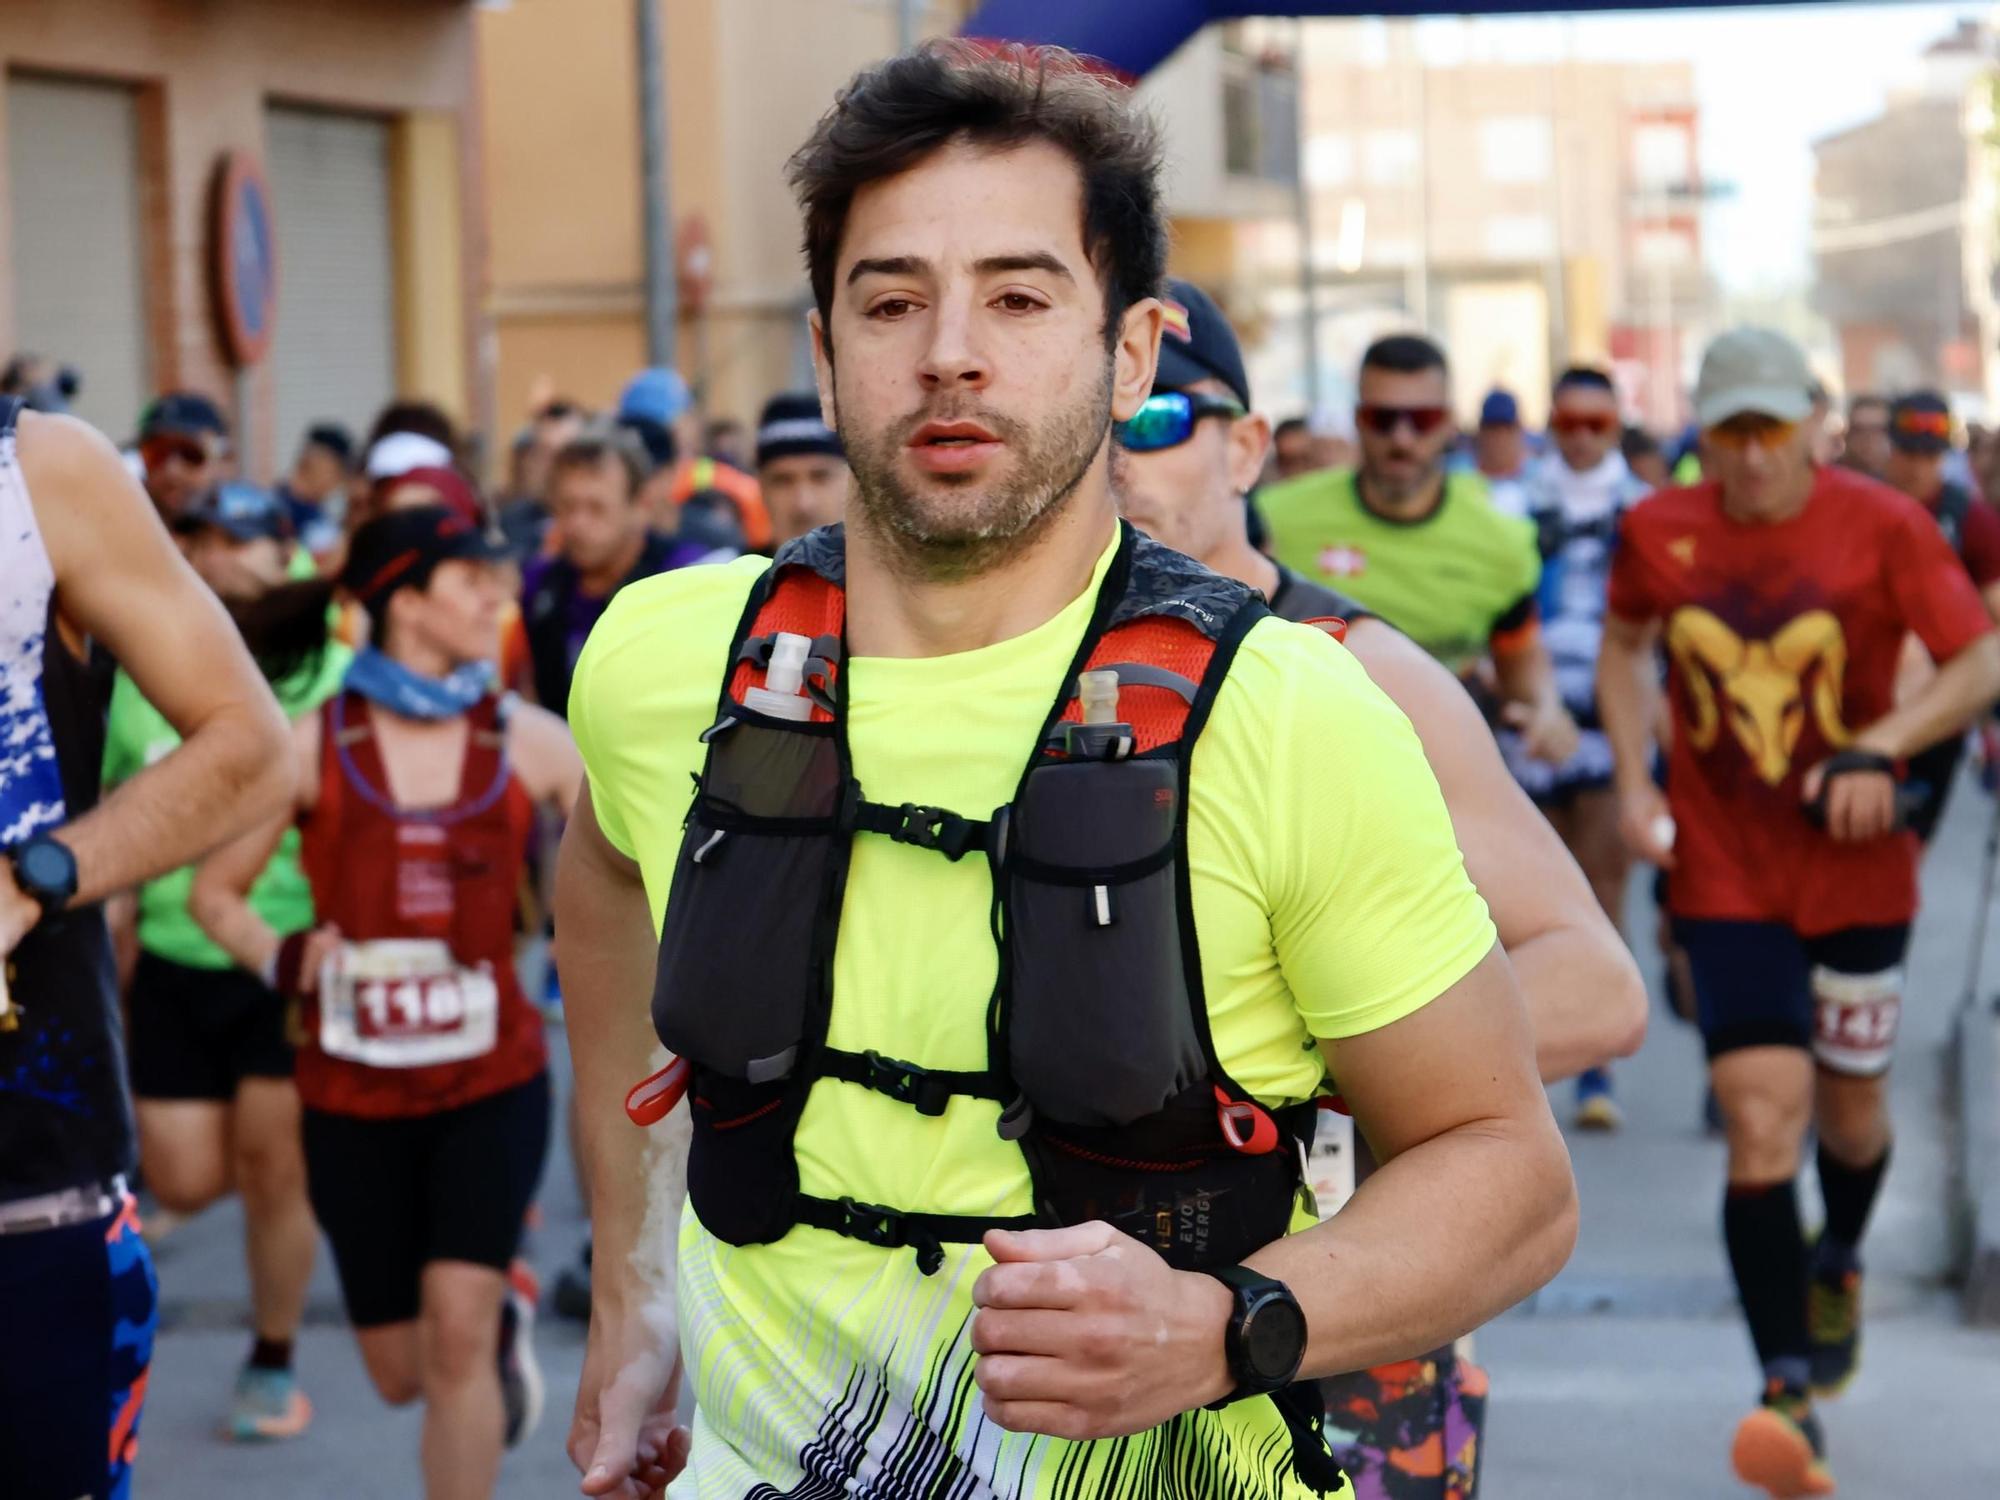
[{"xmin": 786, "ymin": 42, "xmax": 1168, "ymax": 354}]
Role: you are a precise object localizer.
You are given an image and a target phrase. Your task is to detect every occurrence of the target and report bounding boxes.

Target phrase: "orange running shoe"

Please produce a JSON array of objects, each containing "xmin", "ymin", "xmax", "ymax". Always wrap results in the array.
[{"xmin": 1731, "ymin": 1383, "xmax": 1835, "ymax": 1498}]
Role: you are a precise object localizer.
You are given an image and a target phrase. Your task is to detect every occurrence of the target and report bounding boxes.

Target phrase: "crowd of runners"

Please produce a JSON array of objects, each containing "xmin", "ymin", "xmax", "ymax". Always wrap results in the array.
[{"xmin": 3, "ymin": 36, "xmax": 1998, "ymax": 1500}]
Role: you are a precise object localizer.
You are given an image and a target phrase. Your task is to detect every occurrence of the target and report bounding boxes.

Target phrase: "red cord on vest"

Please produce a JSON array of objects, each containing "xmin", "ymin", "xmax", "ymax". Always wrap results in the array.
[
  {"xmin": 1214, "ymin": 1085, "xmax": 1281, "ymax": 1155},
  {"xmin": 626, "ymin": 1057, "xmax": 692, "ymax": 1126}
]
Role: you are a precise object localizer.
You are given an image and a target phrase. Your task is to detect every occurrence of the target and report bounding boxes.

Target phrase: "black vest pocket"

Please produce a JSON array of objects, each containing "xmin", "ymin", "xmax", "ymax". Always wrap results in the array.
[
  {"xmin": 685, "ymin": 1072, "xmax": 803, "ymax": 1245},
  {"xmin": 1021, "ymin": 1084, "xmax": 1306, "ymax": 1270},
  {"xmin": 653, "ymin": 714, "xmax": 843, "ymax": 1082},
  {"xmin": 1005, "ymin": 756, "xmax": 1206, "ymax": 1127}
]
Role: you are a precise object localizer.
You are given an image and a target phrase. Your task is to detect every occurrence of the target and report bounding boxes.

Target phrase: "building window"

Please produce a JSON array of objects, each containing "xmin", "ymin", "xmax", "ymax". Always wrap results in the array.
[
  {"xmin": 1307, "ymin": 135, "xmax": 1353, "ymax": 187},
  {"xmin": 1478, "ymin": 117, "xmax": 1553, "ymax": 184},
  {"xmin": 1633, "ymin": 226, "xmax": 1693, "ymax": 268},
  {"xmin": 1633, "ymin": 123, "xmax": 1691, "ymax": 196},
  {"xmin": 1484, "ymin": 214, "xmax": 1556, "ymax": 261},
  {"xmin": 1367, "ymin": 234, "xmax": 1417, "ymax": 267},
  {"xmin": 1365, "ymin": 129, "xmax": 1418, "ymax": 185}
]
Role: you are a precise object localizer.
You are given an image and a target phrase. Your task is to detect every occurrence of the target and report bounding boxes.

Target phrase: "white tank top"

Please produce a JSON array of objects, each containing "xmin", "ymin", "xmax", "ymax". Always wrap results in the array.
[{"xmin": 0, "ymin": 399, "xmax": 65, "ymax": 845}]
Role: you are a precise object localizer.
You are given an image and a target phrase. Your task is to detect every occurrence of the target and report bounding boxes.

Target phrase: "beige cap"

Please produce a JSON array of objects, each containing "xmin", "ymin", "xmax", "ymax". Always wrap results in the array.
[{"xmin": 1694, "ymin": 327, "xmax": 1814, "ymax": 429}]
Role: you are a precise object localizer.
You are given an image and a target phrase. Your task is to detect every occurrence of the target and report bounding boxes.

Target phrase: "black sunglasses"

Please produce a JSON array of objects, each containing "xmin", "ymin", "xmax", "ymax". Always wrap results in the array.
[{"xmin": 1115, "ymin": 392, "xmax": 1247, "ymax": 452}]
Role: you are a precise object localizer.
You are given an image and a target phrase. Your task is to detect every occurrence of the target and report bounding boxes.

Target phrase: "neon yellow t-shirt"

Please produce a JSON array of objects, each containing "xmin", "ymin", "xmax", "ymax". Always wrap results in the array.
[{"xmin": 570, "ymin": 532, "xmax": 1495, "ymax": 1499}]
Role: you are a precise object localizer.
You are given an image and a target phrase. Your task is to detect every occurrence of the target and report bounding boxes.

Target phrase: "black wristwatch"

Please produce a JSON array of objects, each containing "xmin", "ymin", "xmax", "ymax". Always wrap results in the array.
[
  {"xmin": 8, "ymin": 832, "xmax": 78, "ymax": 920},
  {"xmin": 1202, "ymin": 1265, "xmax": 1308, "ymax": 1408}
]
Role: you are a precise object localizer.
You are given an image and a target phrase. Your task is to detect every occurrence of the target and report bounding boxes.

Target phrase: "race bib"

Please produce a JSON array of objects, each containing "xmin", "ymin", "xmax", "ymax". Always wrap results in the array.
[{"xmin": 318, "ymin": 939, "xmax": 499, "ymax": 1070}]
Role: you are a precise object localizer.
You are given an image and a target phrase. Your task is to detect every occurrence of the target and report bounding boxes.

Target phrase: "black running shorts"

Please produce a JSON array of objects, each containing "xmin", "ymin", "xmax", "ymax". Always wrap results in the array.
[
  {"xmin": 127, "ymin": 951, "xmax": 294, "ymax": 1101},
  {"xmin": 302, "ymin": 1072, "xmax": 550, "ymax": 1328}
]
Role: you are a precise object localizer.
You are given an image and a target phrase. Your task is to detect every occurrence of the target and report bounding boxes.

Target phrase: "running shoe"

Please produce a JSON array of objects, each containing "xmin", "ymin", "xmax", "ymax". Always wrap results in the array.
[
  {"xmin": 1807, "ymin": 1243, "xmax": 1863, "ymax": 1397},
  {"xmin": 1573, "ymin": 1067, "xmax": 1623, "ymax": 1132},
  {"xmin": 224, "ymin": 1364, "xmax": 313, "ymax": 1443},
  {"xmin": 1731, "ymin": 1382, "xmax": 1835, "ymax": 1498},
  {"xmin": 499, "ymin": 1262, "xmax": 545, "ymax": 1451}
]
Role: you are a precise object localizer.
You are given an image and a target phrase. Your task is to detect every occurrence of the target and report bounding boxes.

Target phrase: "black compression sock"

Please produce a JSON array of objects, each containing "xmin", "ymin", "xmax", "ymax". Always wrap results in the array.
[
  {"xmin": 1817, "ymin": 1141, "xmax": 1890, "ymax": 1259},
  {"xmin": 1723, "ymin": 1178, "xmax": 1811, "ymax": 1375},
  {"xmin": 249, "ymin": 1337, "xmax": 294, "ymax": 1373}
]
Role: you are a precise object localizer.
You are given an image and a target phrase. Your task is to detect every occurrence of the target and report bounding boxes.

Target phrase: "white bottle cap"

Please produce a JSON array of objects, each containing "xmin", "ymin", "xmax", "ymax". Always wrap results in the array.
[
  {"xmin": 744, "ymin": 631, "xmax": 816, "ymax": 721},
  {"xmin": 1078, "ymin": 669, "xmax": 1121, "ymax": 726}
]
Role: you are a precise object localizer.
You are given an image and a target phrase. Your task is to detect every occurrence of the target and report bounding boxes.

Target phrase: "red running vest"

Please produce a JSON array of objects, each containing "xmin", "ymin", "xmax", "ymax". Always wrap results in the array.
[{"xmin": 296, "ymin": 692, "xmax": 544, "ymax": 1118}]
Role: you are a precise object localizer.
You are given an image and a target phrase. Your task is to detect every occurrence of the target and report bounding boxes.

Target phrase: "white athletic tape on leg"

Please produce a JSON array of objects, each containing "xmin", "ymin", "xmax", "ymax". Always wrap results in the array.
[{"xmin": 1811, "ymin": 964, "xmax": 1903, "ymax": 1077}]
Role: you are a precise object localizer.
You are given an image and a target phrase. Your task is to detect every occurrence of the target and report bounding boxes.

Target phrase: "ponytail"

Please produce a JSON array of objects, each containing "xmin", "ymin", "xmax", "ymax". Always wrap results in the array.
[{"xmin": 231, "ymin": 578, "xmax": 339, "ymax": 688}]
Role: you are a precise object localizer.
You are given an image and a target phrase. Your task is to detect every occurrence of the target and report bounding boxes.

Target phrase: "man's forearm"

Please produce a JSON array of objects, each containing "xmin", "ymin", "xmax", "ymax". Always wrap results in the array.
[
  {"xmin": 1493, "ymin": 638, "xmax": 1560, "ymax": 711},
  {"xmin": 1244, "ymin": 1112, "xmax": 1576, "ymax": 1375},
  {"xmin": 1857, "ymin": 631, "xmax": 2000, "ymax": 759},
  {"xmin": 65, "ymin": 699, "xmax": 289, "ymax": 905},
  {"xmin": 1596, "ymin": 638, "xmax": 1659, "ymax": 790}
]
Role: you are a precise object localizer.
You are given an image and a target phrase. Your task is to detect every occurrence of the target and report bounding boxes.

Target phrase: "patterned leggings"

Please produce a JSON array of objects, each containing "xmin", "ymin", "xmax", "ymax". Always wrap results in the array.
[
  {"xmin": 0, "ymin": 1193, "xmax": 159, "ymax": 1500},
  {"xmin": 1322, "ymin": 1349, "xmax": 1489, "ymax": 1500}
]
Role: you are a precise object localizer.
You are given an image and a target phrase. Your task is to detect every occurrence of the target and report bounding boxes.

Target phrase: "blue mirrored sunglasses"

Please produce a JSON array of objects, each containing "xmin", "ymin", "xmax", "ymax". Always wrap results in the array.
[{"xmin": 1115, "ymin": 392, "xmax": 1247, "ymax": 453}]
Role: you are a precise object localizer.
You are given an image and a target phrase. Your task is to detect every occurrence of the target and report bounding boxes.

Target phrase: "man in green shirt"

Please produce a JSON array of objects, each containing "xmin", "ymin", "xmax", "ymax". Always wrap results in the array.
[
  {"xmin": 1260, "ymin": 335, "xmax": 1577, "ymax": 763},
  {"xmin": 103, "ymin": 482, "xmax": 346, "ymax": 1444}
]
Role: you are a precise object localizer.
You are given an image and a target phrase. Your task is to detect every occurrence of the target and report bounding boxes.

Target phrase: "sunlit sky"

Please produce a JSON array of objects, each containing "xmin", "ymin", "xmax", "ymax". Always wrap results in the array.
[{"xmin": 1383, "ymin": 2, "xmax": 1987, "ymax": 292}]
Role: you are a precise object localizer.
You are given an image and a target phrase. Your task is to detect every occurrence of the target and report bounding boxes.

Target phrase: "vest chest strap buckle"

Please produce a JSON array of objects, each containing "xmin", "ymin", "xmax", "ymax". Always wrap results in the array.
[
  {"xmin": 851, "ymin": 798, "xmax": 989, "ymax": 861},
  {"xmin": 863, "ymin": 1050, "xmax": 950, "ymax": 1116}
]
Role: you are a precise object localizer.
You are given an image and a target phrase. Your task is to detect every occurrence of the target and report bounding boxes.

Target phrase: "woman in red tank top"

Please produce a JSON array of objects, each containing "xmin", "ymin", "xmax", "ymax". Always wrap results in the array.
[{"xmin": 193, "ymin": 507, "xmax": 581, "ymax": 1500}]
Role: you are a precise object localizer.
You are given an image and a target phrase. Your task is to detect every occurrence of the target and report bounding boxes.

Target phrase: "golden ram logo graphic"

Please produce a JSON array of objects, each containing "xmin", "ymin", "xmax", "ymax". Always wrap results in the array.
[{"xmin": 1665, "ymin": 606, "xmax": 1850, "ymax": 785}]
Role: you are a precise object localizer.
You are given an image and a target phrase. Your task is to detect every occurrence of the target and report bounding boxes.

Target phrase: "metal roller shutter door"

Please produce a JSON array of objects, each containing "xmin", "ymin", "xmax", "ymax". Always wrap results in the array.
[
  {"xmin": 267, "ymin": 107, "xmax": 397, "ymax": 465},
  {"xmin": 6, "ymin": 76, "xmax": 150, "ymax": 441}
]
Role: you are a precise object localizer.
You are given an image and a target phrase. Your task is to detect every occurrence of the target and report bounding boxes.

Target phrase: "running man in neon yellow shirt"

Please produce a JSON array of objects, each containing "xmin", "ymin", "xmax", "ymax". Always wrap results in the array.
[
  {"xmin": 1259, "ymin": 336, "xmax": 1578, "ymax": 765},
  {"xmin": 559, "ymin": 43, "xmax": 1576, "ymax": 1500}
]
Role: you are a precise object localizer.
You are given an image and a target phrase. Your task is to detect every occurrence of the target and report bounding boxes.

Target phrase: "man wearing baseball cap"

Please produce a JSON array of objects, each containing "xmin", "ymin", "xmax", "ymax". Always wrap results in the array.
[
  {"xmin": 1598, "ymin": 328, "xmax": 2000, "ymax": 1496},
  {"xmin": 754, "ymin": 392, "xmax": 848, "ymax": 546},
  {"xmin": 1473, "ymin": 388, "xmax": 1530, "ymax": 518},
  {"xmin": 1116, "ymin": 281, "xmax": 1645, "ymax": 1498},
  {"xmin": 137, "ymin": 392, "xmax": 230, "ymax": 525},
  {"xmin": 1883, "ymin": 391, "xmax": 2000, "ymax": 843}
]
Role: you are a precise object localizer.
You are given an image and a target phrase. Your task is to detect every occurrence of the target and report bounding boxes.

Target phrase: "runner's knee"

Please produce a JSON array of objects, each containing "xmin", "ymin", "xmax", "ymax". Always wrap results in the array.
[
  {"xmin": 1814, "ymin": 1071, "xmax": 1891, "ymax": 1164},
  {"xmin": 140, "ymin": 1151, "xmax": 229, "ymax": 1215},
  {"xmin": 232, "ymin": 1127, "xmax": 304, "ymax": 1206},
  {"xmin": 357, "ymin": 1329, "xmax": 423, "ymax": 1406},
  {"xmin": 1714, "ymin": 1068, "xmax": 1811, "ymax": 1180},
  {"xmin": 421, "ymin": 1296, "xmax": 501, "ymax": 1389}
]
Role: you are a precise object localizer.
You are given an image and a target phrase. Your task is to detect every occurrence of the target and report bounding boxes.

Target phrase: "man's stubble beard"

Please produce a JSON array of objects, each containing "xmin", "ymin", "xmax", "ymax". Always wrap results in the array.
[
  {"xmin": 1360, "ymin": 452, "xmax": 1440, "ymax": 507},
  {"xmin": 836, "ymin": 354, "xmax": 1115, "ymax": 584}
]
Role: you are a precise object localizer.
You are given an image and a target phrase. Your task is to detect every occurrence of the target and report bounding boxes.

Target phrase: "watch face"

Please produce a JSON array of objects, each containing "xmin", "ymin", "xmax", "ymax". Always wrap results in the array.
[
  {"xmin": 1243, "ymin": 1294, "xmax": 1308, "ymax": 1384},
  {"xmin": 21, "ymin": 841, "xmax": 73, "ymax": 895}
]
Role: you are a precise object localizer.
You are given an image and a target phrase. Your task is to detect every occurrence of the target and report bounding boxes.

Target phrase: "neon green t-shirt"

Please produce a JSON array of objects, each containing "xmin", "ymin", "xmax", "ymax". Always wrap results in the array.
[
  {"xmin": 1258, "ymin": 469, "xmax": 1541, "ymax": 673},
  {"xmin": 570, "ymin": 532, "xmax": 1495, "ymax": 1499},
  {"xmin": 101, "ymin": 642, "xmax": 350, "ymax": 970}
]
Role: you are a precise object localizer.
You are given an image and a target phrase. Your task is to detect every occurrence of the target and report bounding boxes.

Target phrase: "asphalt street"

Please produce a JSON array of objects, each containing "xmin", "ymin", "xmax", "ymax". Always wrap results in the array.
[{"xmin": 134, "ymin": 777, "xmax": 2000, "ymax": 1498}]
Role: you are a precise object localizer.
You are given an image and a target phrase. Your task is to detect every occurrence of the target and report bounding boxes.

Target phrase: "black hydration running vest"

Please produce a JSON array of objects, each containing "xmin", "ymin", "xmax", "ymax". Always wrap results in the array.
[{"xmin": 638, "ymin": 521, "xmax": 1324, "ymax": 1279}]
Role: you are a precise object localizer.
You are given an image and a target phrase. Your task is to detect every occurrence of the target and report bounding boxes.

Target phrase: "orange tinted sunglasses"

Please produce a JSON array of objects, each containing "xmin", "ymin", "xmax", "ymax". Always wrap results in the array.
[{"xmin": 1707, "ymin": 416, "xmax": 1798, "ymax": 452}]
